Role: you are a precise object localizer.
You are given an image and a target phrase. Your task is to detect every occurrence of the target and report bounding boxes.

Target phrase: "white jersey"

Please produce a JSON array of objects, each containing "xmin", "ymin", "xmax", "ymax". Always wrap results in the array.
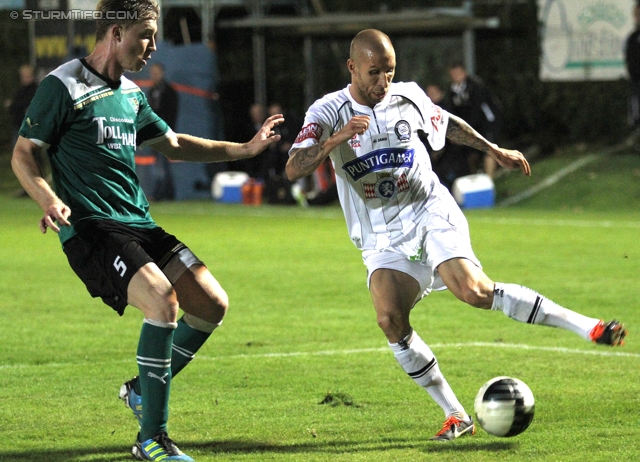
[{"xmin": 291, "ymin": 81, "xmax": 457, "ymax": 253}]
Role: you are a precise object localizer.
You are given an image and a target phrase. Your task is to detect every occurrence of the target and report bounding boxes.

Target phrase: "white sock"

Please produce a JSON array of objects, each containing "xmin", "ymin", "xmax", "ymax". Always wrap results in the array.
[
  {"xmin": 389, "ymin": 331, "xmax": 468, "ymax": 420},
  {"xmin": 492, "ymin": 283, "xmax": 600, "ymax": 340}
]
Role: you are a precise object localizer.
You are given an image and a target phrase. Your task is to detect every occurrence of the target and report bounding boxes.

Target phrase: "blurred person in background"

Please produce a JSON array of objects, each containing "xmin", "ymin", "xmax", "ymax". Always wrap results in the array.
[
  {"xmin": 5, "ymin": 64, "xmax": 38, "ymax": 145},
  {"xmin": 446, "ymin": 61, "xmax": 502, "ymax": 178},
  {"xmin": 147, "ymin": 62, "xmax": 178, "ymax": 200},
  {"xmin": 235, "ymin": 103, "xmax": 267, "ymax": 178},
  {"xmin": 287, "ymin": 28, "xmax": 627, "ymax": 443},
  {"xmin": 5, "ymin": 64, "xmax": 43, "ymax": 196},
  {"xmin": 265, "ymin": 102, "xmax": 298, "ymax": 179}
]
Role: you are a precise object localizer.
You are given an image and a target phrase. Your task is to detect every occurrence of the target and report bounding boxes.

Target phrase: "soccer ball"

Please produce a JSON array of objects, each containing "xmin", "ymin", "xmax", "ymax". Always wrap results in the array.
[{"xmin": 474, "ymin": 376, "xmax": 535, "ymax": 437}]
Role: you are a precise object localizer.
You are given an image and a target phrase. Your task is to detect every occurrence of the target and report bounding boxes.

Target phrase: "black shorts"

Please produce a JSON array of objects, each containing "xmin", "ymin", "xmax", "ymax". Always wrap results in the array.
[{"xmin": 63, "ymin": 219, "xmax": 203, "ymax": 315}]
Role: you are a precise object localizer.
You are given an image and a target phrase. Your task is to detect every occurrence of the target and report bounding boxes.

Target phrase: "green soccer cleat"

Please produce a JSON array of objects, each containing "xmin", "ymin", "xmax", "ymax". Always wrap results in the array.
[
  {"xmin": 429, "ymin": 415, "xmax": 475, "ymax": 441},
  {"xmin": 132, "ymin": 432, "xmax": 194, "ymax": 461},
  {"xmin": 119, "ymin": 376, "xmax": 143, "ymax": 426}
]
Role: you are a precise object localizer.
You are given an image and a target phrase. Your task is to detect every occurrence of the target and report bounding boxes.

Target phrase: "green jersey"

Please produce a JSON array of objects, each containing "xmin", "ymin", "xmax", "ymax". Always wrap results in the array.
[{"xmin": 19, "ymin": 58, "xmax": 170, "ymax": 244}]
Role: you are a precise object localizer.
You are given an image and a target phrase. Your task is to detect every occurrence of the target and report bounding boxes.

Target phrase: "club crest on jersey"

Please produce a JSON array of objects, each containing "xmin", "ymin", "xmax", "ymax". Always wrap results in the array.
[
  {"xmin": 128, "ymin": 97, "xmax": 140, "ymax": 114},
  {"xmin": 342, "ymin": 148, "xmax": 414, "ymax": 181},
  {"xmin": 394, "ymin": 120, "xmax": 411, "ymax": 141},
  {"xmin": 362, "ymin": 172, "xmax": 410, "ymax": 201}
]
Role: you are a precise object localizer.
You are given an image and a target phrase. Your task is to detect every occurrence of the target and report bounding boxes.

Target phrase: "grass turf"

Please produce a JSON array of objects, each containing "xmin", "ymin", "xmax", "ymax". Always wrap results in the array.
[
  {"xmin": 1, "ymin": 195, "xmax": 639, "ymax": 461},
  {"xmin": 1, "ymin": 147, "xmax": 640, "ymax": 461}
]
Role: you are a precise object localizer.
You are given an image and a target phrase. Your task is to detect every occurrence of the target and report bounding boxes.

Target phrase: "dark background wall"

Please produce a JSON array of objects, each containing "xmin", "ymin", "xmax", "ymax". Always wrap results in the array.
[
  {"xmin": 0, "ymin": 0, "xmax": 631, "ymax": 154},
  {"xmin": 211, "ymin": 0, "xmax": 630, "ymax": 150}
]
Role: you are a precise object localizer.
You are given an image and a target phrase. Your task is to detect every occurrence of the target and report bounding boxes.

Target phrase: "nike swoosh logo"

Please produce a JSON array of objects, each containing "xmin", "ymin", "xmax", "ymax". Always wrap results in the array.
[{"xmin": 454, "ymin": 423, "xmax": 474, "ymax": 438}]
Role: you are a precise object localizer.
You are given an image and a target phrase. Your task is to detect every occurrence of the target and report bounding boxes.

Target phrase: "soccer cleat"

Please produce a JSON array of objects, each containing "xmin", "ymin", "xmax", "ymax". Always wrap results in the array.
[
  {"xmin": 429, "ymin": 415, "xmax": 475, "ymax": 441},
  {"xmin": 589, "ymin": 320, "xmax": 627, "ymax": 346},
  {"xmin": 119, "ymin": 376, "xmax": 143, "ymax": 426},
  {"xmin": 132, "ymin": 432, "xmax": 194, "ymax": 461}
]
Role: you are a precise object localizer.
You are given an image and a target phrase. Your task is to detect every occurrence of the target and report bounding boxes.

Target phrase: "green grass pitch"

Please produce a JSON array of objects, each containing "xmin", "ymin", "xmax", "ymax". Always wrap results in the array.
[{"xmin": 1, "ymin": 196, "xmax": 639, "ymax": 461}]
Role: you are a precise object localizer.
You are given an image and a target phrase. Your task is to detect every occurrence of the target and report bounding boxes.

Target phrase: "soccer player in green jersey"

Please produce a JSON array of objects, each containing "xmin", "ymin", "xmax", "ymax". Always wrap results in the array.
[{"xmin": 11, "ymin": 1, "xmax": 283, "ymax": 460}]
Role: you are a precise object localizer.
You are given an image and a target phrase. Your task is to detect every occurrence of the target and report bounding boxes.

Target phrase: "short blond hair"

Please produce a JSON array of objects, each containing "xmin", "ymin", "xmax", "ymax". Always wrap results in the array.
[{"xmin": 95, "ymin": 0, "xmax": 159, "ymax": 41}]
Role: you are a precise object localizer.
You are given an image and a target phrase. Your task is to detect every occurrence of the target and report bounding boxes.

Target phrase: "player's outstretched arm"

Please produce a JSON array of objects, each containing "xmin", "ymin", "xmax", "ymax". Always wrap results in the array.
[
  {"xmin": 446, "ymin": 114, "xmax": 531, "ymax": 176},
  {"xmin": 156, "ymin": 114, "xmax": 284, "ymax": 163},
  {"xmin": 286, "ymin": 115, "xmax": 370, "ymax": 181},
  {"xmin": 11, "ymin": 136, "xmax": 71, "ymax": 234}
]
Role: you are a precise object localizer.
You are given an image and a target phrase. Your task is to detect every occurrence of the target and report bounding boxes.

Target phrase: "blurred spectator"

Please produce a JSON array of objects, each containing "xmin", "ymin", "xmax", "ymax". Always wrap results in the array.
[
  {"xmin": 426, "ymin": 84, "xmax": 446, "ymax": 107},
  {"xmin": 147, "ymin": 62, "xmax": 178, "ymax": 200},
  {"xmin": 5, "ymin": 64, "xmax": 38, "ymax": 145},
  {"xmin": 265, "ymin": 102, "xmax": 299, "ymax": 177},
  {"xmin": 625, "ymin": 2, "xmax": 640, "ymax": 130},
  {"xmin": 235, "ymin": 103, "xmax": 266, "ymax": 178},
  {"xmin": 5, "ymin": 64, "xmax": 44, "ymax": 196},
  {"xmin": 263, "ymin": 102, "xmax": 301, "ymax": 205},
  {"xmin": 446, "ymin": 62, "xmax": 502, "ymax": 179}
]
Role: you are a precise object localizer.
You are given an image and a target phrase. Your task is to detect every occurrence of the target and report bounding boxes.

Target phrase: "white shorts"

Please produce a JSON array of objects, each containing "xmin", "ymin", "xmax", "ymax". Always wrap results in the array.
[{"xmin": 362, "ymin": 197, "xmax": 481, "ymax": 302}]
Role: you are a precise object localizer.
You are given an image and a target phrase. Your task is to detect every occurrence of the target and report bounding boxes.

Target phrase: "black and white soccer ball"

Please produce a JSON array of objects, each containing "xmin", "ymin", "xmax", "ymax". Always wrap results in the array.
[{"xmin": 474, "ymin": 376, "xmax": 535, "ymax": 437}]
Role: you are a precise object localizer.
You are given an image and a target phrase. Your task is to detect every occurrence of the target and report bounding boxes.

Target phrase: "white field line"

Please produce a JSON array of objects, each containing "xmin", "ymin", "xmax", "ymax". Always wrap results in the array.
[
  {"xmin": 1, "ymin": 342, "xmax": 638, "ymax": 371},
  {"xmin": 196, "ymin": 342, "xmax": 640, "ymax": 361},
  {"xmin": 469, "ymin": 216, "xmax": 640, "ymax": 229},
  {"xmin": 497, "ymin": 153, "xmax": 603, "ymax": 207}
]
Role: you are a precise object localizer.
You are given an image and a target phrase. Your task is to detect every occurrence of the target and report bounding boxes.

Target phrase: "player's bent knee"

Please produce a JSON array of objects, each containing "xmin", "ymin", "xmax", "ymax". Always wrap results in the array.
[
  {"xmin": 456, "ymin": 284, "xmax": 491, "ymax": 308},
  {"xmin": 376, "ymin": 312, "xmax": 408, "ymax": 339},
  {"xmin": 142, "ymin": 297, "xmax": 180, "ymax": 323},
  {"xmin": 206, "ymin": 288, "xmax": 229, "ymax": 317},
  {"xmin": 376, "ymin": 314, "xmax": 393, "ymax": 332},
  {"xmin": 216, "ymin": 288, "xmax": 229, "ymax": 312},
  {"xmin": 190, "ymin": 289, "xmax": 229, "ymax": 325}
]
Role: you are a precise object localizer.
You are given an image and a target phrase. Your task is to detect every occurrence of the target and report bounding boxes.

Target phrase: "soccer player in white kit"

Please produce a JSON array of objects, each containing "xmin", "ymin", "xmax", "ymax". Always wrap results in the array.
[{"xmin": 286, "ymin": 29, "xmax": 627, "ymax": 441}]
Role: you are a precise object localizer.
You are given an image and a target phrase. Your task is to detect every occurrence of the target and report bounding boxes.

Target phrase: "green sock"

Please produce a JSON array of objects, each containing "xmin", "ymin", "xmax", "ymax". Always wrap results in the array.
[
  {"xmin": 137, "ymin": 320, "xmax": 175, "ymax": 441},
  {"xmin": 171, "ymin": 315, "xmax": 212, "ymax": 377},
  {"xmin": 133, "ymin": 315, "xmax": 211, "ymax": 395}
]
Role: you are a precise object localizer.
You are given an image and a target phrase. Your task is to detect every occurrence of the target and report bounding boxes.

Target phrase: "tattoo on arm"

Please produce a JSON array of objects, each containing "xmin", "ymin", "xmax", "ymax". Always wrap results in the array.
[
  {"xmin": 291, "ymin": 143, "xmax": 327, "ymax": 177},
  {"xmin": 446, "ymin": 116, "xmax": 490, "ymax": 152}
]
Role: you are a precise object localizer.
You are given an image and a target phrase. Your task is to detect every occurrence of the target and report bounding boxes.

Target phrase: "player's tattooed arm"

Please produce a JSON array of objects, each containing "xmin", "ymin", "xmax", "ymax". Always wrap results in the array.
[
  {"xmin": 447, "ymin": 114, "xmax": 531, "ymax": 176},
  {"xmin": 445, "ymin": 114, "xmax": 492, "ymax": 152},
  {"xmin": 286, "ymin": 144, "xmax": 329, "ymax": 181},
  {"xmin": 286, "ymin": 115, "xmax": 370, "ymax": 181}
]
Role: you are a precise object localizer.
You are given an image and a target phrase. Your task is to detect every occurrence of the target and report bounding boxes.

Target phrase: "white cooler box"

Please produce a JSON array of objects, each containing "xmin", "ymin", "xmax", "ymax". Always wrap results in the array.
[
  {"xmin": 211, "ymin": 171, "xmax": 249, "ymax": 203},
  {"xmin": 452, "ymin": 173, "xmax": 495, "ymax": 209}
]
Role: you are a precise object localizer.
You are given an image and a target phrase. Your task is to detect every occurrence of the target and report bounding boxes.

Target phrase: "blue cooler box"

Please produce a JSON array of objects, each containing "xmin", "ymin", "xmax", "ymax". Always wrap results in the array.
[
  {"xmin": 452, "ymin": 174, "xmax": 495, "ymax": 208},
  {"xmin": 211, "ymin": 171, "xmax": 249, "ymax": 203}
]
